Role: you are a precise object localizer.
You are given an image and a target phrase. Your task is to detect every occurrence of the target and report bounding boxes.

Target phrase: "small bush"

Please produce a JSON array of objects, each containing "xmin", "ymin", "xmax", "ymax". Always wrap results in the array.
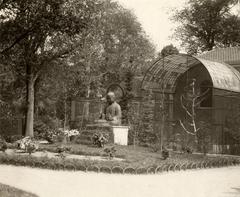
[
  {"xmin": 3, "ymin": 135, "xmax": 23, "ymax": 143},
  {"xmin": 92, "ymin": 133, "xmax": 108, "ymax": 148},
  {"xmin": 150, "ymin": 143, "xmax": 162, "ymax": 152},
  {"xmin": 162, "ymin": 148, "xmax": 169, "ymax": 160},
  {"xmin": 104, "ymin": 147, "xmax": 116, "ymax": 159},
  {"xmin": 0, "ymin": 136, "xmax": 8, "ymax": 152},
  {"xmin": 181, "ymin": 146, "xmax": 193, "ymax": 154}
]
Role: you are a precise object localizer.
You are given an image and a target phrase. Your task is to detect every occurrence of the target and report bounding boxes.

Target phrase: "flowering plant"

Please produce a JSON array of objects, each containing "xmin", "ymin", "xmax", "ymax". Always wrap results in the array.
[
  {"xmin": 16, "ymin": 137, "xmax": 39, "ymax": 154},
  {"xmin": 63, "ymin": 129, "xmax": 80, "ymax": 137}
]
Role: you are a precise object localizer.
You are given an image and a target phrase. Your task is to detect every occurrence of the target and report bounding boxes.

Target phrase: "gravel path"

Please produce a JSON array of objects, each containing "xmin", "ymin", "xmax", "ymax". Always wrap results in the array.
[{"xmin": 0, "ymin": 165, "xmax": 240, "ymax": 197}]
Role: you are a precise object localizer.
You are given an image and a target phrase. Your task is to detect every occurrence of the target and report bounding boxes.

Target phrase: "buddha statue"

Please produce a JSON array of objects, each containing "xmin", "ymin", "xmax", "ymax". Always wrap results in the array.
[{"xmin": 99, "ymin": 92, "xmax": 122, "ymax": 126}]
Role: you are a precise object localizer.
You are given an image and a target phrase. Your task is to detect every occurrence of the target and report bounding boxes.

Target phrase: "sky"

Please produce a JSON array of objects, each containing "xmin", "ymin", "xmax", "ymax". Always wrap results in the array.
[{"xmin": 116, "ymin": 0, "xmax": 187, "ymax": 52}]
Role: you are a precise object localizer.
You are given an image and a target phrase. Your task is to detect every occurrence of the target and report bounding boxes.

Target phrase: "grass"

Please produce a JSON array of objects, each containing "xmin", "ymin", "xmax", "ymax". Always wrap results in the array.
[
  {"xmin": 0, "ymin": 183, "xmax": 38, "ymax": 197},
  {"xmin": 0, "ymin": 143, "xmax": 239, "ymax": 173},
  {"xmin": 38, "ymin": 142, "xmax": 215, "ymax": 168},
  {"xmin": 1, "ymin": 140, "xmax": 239, "ymax": 172}
]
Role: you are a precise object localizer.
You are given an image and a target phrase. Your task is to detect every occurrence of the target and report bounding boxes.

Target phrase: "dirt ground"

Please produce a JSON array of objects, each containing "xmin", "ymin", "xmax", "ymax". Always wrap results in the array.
[{"xmin": 0, "ymin": 164, "xmax": 239, "ymax": 197}]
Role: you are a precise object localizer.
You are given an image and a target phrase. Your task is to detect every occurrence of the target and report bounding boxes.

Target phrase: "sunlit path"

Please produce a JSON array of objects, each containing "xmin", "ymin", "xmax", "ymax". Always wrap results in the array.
[{"xmin": 0, "ymin": 165, "xmax": 239, "ymax": 197}]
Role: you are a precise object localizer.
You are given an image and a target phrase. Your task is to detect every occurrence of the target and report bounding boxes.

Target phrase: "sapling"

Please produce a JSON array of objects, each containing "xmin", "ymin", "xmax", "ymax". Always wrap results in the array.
[{"xmin": 179, "ymin": 79, "xmax": 209, "ymax": 144}]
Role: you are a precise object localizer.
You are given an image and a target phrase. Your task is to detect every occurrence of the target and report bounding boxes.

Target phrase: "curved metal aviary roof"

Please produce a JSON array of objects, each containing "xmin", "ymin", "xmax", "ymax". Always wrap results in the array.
[
  {"xmin": 198, "ymin": 47, "xmax": 240, "ymax": 65},
  {"xmin": 141, "ymin": 54, "xmax": 240, "ymax": 93}
]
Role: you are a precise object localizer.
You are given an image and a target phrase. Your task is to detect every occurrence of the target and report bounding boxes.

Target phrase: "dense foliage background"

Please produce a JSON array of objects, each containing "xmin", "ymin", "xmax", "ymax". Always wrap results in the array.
[{"xmin": 0, "ymin": 0, "xmax": 156, "ymax": 136}]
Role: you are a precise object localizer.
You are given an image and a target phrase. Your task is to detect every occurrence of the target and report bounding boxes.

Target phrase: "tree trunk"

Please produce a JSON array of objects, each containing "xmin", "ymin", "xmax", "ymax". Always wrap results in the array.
[
  {"xmin": 25, "ymin": 77, "xmax": 35, "ymax": 137},
  {"xmin": 63, "ymin": 96, "xmax": 68, "ymax": 130}
]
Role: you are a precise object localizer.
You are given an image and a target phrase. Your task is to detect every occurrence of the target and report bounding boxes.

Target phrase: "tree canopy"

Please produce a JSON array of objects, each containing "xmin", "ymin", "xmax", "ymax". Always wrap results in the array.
[
  {"xmin": 0, "ymin": 0, "xmax": 103, "ymax": 136},
  {"xmin": 160, "ymin": 44, "xmax": 179, "ymax": 58},
  {"xmin": 0, "ymin": 0, "xmax": 155, "ymax": 137},
  {"xmin": 172, "ymin": 0, "xmax": 240, "ymax": 54}
]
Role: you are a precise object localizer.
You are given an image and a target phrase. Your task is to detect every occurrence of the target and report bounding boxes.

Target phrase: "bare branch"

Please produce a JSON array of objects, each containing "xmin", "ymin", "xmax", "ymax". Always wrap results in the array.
[
  {"xmin": 180, "ymin": 95, "xmax": 193, "ymax": 118},
  {"xmin": 196, "ymin": 88, "xmax": 210, "ymax": 99},
  {"xmin": 179, "ymin": 120, "xmax": 195, "ymax": 136},
  {"xmin": 180, "ymin": 79, "xmax": 202, "ymax": 136}
]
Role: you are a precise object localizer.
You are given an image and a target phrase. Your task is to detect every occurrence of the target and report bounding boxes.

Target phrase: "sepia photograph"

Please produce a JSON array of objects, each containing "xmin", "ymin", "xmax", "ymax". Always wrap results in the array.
[{"xmin": 0, "ymin": 0, "xmax": 240, "ymax": 196}]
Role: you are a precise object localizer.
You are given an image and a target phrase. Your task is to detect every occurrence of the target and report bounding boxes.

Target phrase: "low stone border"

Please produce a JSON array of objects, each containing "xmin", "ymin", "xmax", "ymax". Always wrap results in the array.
[{"xmin": 0, "ymin": 152, "xmax": 240, "ymax": 175}]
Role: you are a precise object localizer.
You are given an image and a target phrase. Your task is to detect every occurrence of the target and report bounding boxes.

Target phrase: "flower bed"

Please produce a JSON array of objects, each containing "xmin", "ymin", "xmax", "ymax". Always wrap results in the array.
[
  {"xmin": 1, "ymin": 135, "xmax": 240, "ymax": 174},
  {"xmin": 0, "ymin": 151, "xmax": 239, "ymax": 174}
]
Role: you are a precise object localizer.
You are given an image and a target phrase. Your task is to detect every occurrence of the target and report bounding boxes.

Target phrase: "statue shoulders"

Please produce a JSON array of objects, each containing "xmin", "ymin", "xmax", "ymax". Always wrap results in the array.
[
  {"xmin": 112, "ymin": 101, "xmax": 121, "ymax": 109},
  {"xmin": 105, "ymin": 101, "xmax": 121, "ymax": 111}
]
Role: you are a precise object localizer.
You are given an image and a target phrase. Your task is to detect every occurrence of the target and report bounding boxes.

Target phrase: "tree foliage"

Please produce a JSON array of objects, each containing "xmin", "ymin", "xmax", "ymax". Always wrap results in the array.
[
  {"xmin": 0, "ymin": 0, "xmax": 102, "ymax": 136},
  {"xmin": 172, "ymin": 0, "xmax": 240, "ymax": 54},
  {"xmin": 160, "ymin": 44, "xmax": 179, "ymax": 58},
  {"xmin": 0, "ymin": 0, "xmax": 155, "ymax": 137},
  {"xmin": 67, "ymin": 0, "xmax": 155, "ymax": 97}
]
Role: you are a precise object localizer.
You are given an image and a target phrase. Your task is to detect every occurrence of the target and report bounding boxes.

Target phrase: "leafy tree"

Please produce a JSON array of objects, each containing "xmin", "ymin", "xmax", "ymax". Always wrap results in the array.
[
  {"xmin": 0, "ymin": 0, "xmax": 101, "ymax": 137},
  {"xmin": 74, "ymin": 0, "xmax": 155, "ymax": 93},
  {"xmin": 0, "ymin": 62, "xmax": 24, "ymax": 118},
  {"xmin": 35, "ymin": 0, "xmax": 156, "ymax": 129},
  {"xmin": 120, "ymin": 68, "xmax": 134, "ymax": 124},
  {"xmin": 159, "ymin": 44, "xmax": 179, "ymax": 57},
  {"xmin": 172, "ymin": 0, "xmax": 240, "ymax": 54},
  {"xmin": 0, "ymin": 0, "xmax": 155, "ymax": 137}
]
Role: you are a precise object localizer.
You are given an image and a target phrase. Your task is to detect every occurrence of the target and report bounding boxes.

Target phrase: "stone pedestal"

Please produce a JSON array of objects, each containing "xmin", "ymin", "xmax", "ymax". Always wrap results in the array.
[{"xmin": 112, "ymin": 126, "xmax": 129, "ymax": 146}]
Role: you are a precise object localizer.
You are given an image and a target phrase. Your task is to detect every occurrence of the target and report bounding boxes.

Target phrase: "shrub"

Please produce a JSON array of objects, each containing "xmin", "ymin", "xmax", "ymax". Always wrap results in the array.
[
  {"xmin": 150, "ymin": 143, "xmax": 162, "ymax": 152},
  {"xmin": 34, "ymin": 120, "xmax": 50, "ymax": 139},
  {"xmin": 92, "ymin": 133, "xmax": 108, "ymax": 148},
  {"xmin": 0, "ymin": 137, "xmax": 8, "ymax": 152},
  {"xmin": 56, "ymin": 146, "xmax": 72, "ymax": 153},
  {"xmin": 104, "ymin": 147, "xmax": 117, "ymax": 159},
  {"xmin": 25, "ymin": 142, "xmax": 38, "ymax": 155},
  {"xmin": 162, "ymin": 148, "xmax": 169, "ymax": 160},
  {"xmin": 34, "ymin": 120, "xmax": 63, "ymax": 143},
  {"xmin": 181, "ymin": 146, "xmax": 193, "ymax": 154},
  {"xmin": 3, "ymin": 135, "xmax": 23, "ymax": 143},
  {"xmin": 56, "ymin": 145, "xmax": 72, "ymax": 159}
]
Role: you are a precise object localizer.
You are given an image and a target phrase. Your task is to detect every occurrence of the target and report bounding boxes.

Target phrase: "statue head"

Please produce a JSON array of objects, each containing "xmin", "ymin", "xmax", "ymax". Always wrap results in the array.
[{"xmin": 106, "ymin": 92, "xmax": 115, "ymax": 104}]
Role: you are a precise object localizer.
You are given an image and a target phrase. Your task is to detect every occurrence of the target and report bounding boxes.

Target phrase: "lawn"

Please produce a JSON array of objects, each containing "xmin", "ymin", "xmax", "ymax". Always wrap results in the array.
[
  {"xmin": 0, "ymin": 183, "xmax": 38, "ymax": 197},
  {"xmin": 38, "ymin": 142, "xmax": 212, "ymax": 168},
  {"xmin": 1, "ymin": 139, "xmax": 239, "ymax": 172}
]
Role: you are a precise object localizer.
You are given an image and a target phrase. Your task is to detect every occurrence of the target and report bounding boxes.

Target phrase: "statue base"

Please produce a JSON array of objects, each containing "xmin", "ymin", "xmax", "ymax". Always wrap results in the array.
[{"xmin": 111, "ymin": 126, "xmax": 129, "ymax": 146}]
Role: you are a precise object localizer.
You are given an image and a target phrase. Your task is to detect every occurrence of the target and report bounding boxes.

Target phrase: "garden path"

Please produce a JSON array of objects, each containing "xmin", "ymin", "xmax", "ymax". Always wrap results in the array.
[{"xmin": 0, "ymin": 165, "xmax": 240, "ymax": 197}]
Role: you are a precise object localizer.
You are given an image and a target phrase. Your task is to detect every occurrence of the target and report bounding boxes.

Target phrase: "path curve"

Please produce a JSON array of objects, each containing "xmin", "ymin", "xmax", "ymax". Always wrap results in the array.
[{"xmin": 0, "ymin": 165, "xmax": 240, "ymax": 197}]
